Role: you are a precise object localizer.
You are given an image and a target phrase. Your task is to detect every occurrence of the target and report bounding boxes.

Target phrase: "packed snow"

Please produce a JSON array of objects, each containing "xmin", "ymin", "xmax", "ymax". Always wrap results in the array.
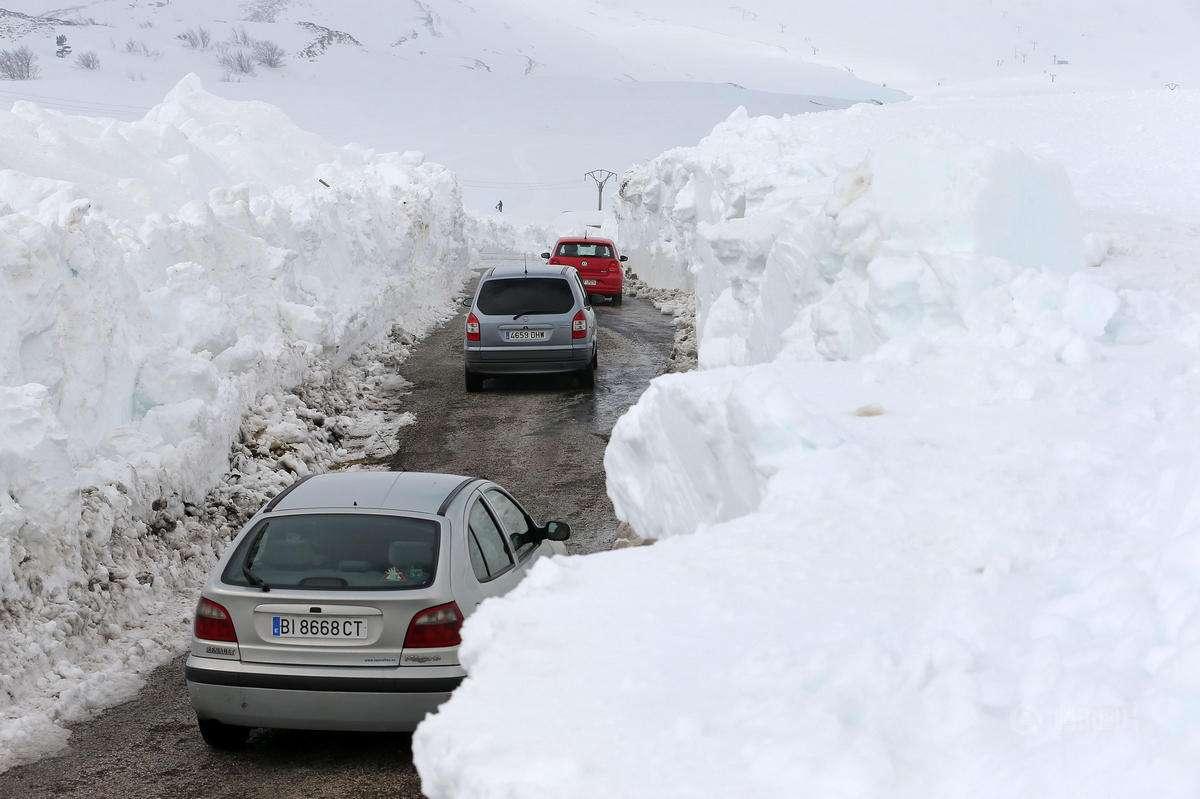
[
  {"xmin": 414, "ymin": 90, "xmax": 1200, "ymax": 797},
  {"xmin": 0, "ymin": 74, "xmax": 468, "ymax": 770}
]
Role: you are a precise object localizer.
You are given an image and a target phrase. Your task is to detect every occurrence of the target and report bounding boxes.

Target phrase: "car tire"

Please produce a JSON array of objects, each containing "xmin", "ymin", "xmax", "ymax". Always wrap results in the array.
[
  {"xmin": 197, "ymin": 718, "xmax": 251, "ymax": 750},
  {"xmin": 612, "ymin": 292, "xmax": 623, "ymax": 306},
  {"xmin": 465, "ymin": 369, "xmax": 484, "ymax": 393},
  {"xmin": 579, "ymin": 352, "xmax": 597, "ymax": 390}
]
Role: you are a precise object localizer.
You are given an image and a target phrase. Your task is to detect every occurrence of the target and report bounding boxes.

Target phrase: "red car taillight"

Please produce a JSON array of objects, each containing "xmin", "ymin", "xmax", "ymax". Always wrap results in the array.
[
  {"xmin": 571, "ymin": 309, "xmax": 588, "ymax": 339},
  {"xmin": 465, "ymin": 312, "xmax": 481, "ymax": 342},
  {"xmin": 404, "ymin": 602, "xmax": 463, "ymax": 648},
  {"xmin": 194, "ymin": 597, "xmax": 238, "ymax": 643}
]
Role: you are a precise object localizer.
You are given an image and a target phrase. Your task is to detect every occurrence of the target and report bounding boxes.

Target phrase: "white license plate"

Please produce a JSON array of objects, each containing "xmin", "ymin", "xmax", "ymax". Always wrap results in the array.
[
  {"xmin": 583, "ymin": 279, "xmax": 598, "ymax": 286},
  {"xmin": 506, "ymin": 329, "xmax": 549, "ymax": 342},
  {"xmin": 271, "ymin": 615, "xmax": 369, "ymax": 640}
]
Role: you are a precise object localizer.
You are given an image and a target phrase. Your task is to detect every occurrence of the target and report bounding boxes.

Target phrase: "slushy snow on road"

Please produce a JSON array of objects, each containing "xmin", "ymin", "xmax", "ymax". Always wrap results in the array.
[
  {"xmin": 0, "ymin": 75, "xmax": 468, "ymax": 769},
  {"xmin": 414, "ymin": 91, "xmax": 1200, "ymax": 796}
]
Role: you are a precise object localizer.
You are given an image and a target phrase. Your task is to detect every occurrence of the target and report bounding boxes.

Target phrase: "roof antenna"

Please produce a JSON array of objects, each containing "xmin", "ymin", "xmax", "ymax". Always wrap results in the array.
[{"xmin": 524, "ymin": 252, "xmax": 528, "ymax": 275}]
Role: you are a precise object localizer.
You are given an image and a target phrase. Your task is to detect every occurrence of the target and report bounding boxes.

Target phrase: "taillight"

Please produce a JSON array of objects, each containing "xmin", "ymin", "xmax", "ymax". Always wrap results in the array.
[
  {"xmin": 195, "ymin": 597, "xmax": 238, "ymax": 643},
  {"xmin": 404, "ymin": 602, "xmax": 463, "ymax": 648},
  {"xmin": 465, "ymin": 312, "xmax": 480, "ymax": 342},
  {"xmin": 571, "ymin": 309, "xmax": 588, "ymax": 339}
]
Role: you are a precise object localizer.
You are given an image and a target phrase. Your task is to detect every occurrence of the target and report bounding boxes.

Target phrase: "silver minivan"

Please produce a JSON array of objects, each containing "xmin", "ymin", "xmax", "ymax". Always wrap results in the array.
[
  {"xmin": 463, "ymin": 264, "xmax": 598, "ymax": 391},
  {"xmin": 185, "ymin": 471, "xmax": 569, "ymax": 748}
]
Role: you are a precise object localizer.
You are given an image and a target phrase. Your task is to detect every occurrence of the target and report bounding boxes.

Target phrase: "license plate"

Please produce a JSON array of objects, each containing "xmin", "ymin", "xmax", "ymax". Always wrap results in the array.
[
  {"xmin": 272, "ymin": 615, "xmax": 368, "ymax": 640},
  {"xmin": 506, "ymin": 329, "xmax": 549, "ymax": 342},
  {"xmin": 583, "ymin": 279, "xmax": 598, "ymax": 286}
]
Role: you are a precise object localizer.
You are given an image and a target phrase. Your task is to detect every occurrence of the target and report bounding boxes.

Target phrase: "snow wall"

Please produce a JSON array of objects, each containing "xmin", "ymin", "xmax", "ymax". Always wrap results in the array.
[
  {"xmin": 0, "ymin": 75, "xmax": 469, "ymax": 763},
  {"xmin": 415, "ymin": 93, "xmax": 1200, "ymax": 797}
]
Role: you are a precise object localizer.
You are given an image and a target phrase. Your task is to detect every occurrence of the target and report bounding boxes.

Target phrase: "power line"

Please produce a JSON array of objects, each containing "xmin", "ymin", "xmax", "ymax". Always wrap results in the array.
[{"xmin": 0, "ymin": 87, "xmax": 152, "ymax": 114}]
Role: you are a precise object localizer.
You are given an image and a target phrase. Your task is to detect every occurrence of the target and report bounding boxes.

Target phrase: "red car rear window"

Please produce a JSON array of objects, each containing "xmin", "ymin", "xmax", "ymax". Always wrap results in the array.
[{"xmin": 557, "ymin": 242, "xmax": 613, "ymax": 258}]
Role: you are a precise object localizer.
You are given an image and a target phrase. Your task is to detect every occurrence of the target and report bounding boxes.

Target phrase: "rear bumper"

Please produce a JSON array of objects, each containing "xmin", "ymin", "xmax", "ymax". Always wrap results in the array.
[
  {"xmin": 580, "ymin": 273, "xmax": 623, "ymax": 296},
  {"xmin": 185, "ymin": 655, "xmax": 463, "ymax": 732},
  {"xmin": 465, "ymin": 345, "xmax": 593, "ymax": 376}
]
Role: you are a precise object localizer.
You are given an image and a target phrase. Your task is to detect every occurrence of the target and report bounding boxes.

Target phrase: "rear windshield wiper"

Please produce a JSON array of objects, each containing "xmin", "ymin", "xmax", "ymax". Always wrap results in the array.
[
  {"xmin": 242, "ymin": 529, "xmax": 270, "ymax": 592},
  {"xmin": 512, "ymin": 310, "xmax": 542, "ymax": 320},
  {"xmin": 243, "ymin": 563, "xmax": 269, "ymax": 592}
]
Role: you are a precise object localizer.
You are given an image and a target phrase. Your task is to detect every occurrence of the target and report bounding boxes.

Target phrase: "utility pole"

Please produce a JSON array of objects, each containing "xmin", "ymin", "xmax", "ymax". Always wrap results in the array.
[{"xmin": 584, "ymin": 169, "xmax": 617, "ymax": 211}]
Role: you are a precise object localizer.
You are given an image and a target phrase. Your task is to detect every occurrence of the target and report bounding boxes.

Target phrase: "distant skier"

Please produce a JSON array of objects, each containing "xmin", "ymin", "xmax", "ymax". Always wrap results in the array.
[{"xmin": 495, "ymin": 200, "xmax": 503, "ymax": 213}]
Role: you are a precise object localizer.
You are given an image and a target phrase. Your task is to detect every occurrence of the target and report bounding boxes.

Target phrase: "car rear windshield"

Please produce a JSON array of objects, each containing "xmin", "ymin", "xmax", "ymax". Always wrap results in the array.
[
  {"xmin": 222, "ymin": 514, "xmax": 439, "ymax": 590},
  {"xmin": 557, "ymin": 242, "xmax": 613, "ymax": 258},
  {"xmin": 476, "ymin": 277, "xmax": 575, "ymax": 316}
]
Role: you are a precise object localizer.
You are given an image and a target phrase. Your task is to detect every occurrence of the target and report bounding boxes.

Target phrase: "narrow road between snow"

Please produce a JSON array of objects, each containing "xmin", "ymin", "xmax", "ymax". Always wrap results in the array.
[{"xmin": 0, "ymin": 284, "xmax": 673, "ymax": 799}]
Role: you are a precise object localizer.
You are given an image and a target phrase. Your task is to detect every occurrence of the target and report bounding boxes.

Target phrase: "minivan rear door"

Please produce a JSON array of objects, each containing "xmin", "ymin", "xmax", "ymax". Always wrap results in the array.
[{"xmin": 475, "ymin": 277, "xmax": 577, "ymax": 353}]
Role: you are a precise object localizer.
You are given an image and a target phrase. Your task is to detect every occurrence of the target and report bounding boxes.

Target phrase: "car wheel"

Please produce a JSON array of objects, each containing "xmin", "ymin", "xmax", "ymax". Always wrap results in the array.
[
  {"xmin": 465, "ymin": 369, "xmax": 484, "ymax": 393},
  {"xmin": 579, "ymin": 353, "xmax": 596, "ymax": 389},
  {"xmin": 197, "ymin": 717, "xmax": 250, "ymax": 750},
  {"xmin": 612, "ymin": 292, "xmax": 623, "ymax": 306}
]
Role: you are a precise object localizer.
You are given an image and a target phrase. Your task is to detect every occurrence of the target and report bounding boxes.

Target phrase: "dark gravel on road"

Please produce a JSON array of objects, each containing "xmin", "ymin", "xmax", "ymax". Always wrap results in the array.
[{"xmin": 0, "ymin": 286, "xmax": 673, "ymax": 799}]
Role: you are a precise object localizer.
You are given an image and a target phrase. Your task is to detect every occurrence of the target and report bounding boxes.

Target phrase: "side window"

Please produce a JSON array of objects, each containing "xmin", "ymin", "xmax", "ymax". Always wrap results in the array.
[
  {"xmin": 468, "ymin": 499, "xmax": 514, "ymax": 581},
  {"xmin": 485, "ymin": 489, "xmax": 536, "ymax": 561},
  {"xmin": 574, "ymin": 274, "xmax": 590, "ymax": 306},
  {"xmin": 467, "ymin": 531, "xmax": 488, "ymax": 582}
]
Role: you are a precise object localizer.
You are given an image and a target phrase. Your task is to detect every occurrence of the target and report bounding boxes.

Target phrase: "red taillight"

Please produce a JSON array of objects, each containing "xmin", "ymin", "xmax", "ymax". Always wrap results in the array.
[
  {"xmin": 194, "ymin": 597, "xmax": 238, "ymax": 643},
  {"xmin": 571, "ymin": 309, "xmax": 588, "ymax": 339},
  {"xmin": 403, "ymin": 602, "xmax": 463, "ymax": 648},
  {"xmin": 465, "ymin": 312, "xmax": 480, "ymax": 342}
]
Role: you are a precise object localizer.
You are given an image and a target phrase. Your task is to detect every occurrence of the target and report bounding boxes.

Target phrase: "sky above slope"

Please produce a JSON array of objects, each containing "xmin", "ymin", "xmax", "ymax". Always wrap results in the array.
[{"xmin": 2, "ymin": 1, "xmax": 1197, "ymax": 220}]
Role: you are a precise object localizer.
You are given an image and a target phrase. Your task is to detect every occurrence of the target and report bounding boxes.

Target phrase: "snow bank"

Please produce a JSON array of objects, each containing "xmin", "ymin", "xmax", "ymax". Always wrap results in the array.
[
  {"xmin": 414, "ymin": 91, "xmax": 1200, "ymax": 796},
  {"xmin": 0, "ymin": 75, "xmax": 468, "ymax": 765}
]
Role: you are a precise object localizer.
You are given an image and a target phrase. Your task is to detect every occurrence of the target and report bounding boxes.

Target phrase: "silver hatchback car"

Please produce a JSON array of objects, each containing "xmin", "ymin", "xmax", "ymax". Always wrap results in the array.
[
  {"xmin": 185, "ymin": 471, "xmax": 569, "ymax": 749},
  {"xmin": 463, "ymin": 264, "xmax": 598, "ymax": 392}
]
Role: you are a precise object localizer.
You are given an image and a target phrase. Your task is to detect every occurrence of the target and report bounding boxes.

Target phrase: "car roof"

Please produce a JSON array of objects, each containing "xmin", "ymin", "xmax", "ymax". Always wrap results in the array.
[
  {"xmin": 486, "ymin": 264, "xmax": 568, "ymax": 279},
  {"xmin": 268, "ymin": 471, "xmax": 476, "ymax": 514},
  {"xmin": 555, "ymin": 236, "xmax": 616, "ymax": 246}
]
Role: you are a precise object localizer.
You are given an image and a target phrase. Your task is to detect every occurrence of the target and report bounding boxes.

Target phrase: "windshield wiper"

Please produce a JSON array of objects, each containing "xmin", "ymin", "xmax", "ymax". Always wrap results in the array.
[
  {"xmin": 242, "ymin": 529, "xmax": 270, "ymax": 592},
  {"xmin": 512, "ymin": 310, "xmax": 541, "ymax": 320},
  {"xmin": 243, "ymin": 563, "xmax": 269, "ymax": 592}
]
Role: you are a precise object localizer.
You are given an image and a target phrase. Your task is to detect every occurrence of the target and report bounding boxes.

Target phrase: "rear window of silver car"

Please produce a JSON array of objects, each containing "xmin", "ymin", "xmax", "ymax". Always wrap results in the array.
[
  {"xmin": 222, "ymin": 514, "xmax": 439, "ymax": 590},
  {"xmin": 477, "ymin": 277, "xmax": 574, "ymax": 316}
]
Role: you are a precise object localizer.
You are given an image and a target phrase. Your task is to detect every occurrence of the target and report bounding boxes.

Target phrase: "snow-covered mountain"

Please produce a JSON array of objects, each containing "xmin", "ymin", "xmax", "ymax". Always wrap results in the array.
[
  {"xmin": 0, "ymin": 0, "xmax": 897, "ymax": 220},
  {"xmin": 4, "ymin": 1, "xmax": 1196, "ymax": 219}
]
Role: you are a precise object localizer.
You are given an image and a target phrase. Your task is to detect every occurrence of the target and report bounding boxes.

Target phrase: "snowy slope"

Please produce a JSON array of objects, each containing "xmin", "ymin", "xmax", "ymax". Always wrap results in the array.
[
  {"xmin": 0, "ymin": 74, "xmax": 468, "ymax": 768},
  {"xmin": 413, "ymin": 91, "xmax": 1200, "ymax": 797},
  {"xmin": 5, "ymin": 2, "xmax": 1196, "ymax": 220},
  {"xmin": 0, "ymin": 0, "xmax": 901, "ymax": 221}
]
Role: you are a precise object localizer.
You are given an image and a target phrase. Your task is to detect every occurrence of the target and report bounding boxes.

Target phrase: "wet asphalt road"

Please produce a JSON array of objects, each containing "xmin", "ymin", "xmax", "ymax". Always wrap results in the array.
[{"xmin": 0, "ymin": 287, "xmax": 672, "ymax": 799}]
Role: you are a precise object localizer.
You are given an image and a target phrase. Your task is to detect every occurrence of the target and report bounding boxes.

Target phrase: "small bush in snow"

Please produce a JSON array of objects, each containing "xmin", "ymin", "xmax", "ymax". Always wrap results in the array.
[
  {"xmin": 217, "ymin": 45, "xmax": 257, "ymax": 76},
  {"xmin": 74, "ymin": 51, "xmax": 101, "ymax": 70},
  {"xmin": 228, "ymin": 26, "xmax": 256, "ymax": 47},
  {"xmin": 123, "ymin": 38, "xmax": 161, "ymax": 59},
  {"xmin": 252, "ymin": 39, "xmax": 286, "ymax": 68},
  {"xmin": 0, "ymin": 46, "xmax": 40, "ymax": 80},
  {"xmin": 177, "ymin": 26, "xmax": 212, "ymax": 50}
]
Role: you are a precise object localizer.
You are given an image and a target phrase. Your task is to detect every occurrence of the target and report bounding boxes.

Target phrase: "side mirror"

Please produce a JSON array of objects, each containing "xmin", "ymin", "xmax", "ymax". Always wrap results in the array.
[
  {"xmin": 461, "ymin": 296, "xmax": 473, "ymax": 307},
  {"xmin": 543, "ymin": 520, "xmax": 571, "ymax": 541},
  {"xmin": 619, "ymin": 255, "xmax": 628, "ymax": 262},
  {"xmin": 540, "ymin": 252, "xmax": 551, "ymax": 259}
]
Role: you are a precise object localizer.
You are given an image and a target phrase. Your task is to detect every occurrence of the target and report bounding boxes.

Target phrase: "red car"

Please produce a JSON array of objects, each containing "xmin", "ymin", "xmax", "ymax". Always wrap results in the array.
[{"xmin": 541, "ymin": 236, "xmax": 627, "ymax": 305}]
